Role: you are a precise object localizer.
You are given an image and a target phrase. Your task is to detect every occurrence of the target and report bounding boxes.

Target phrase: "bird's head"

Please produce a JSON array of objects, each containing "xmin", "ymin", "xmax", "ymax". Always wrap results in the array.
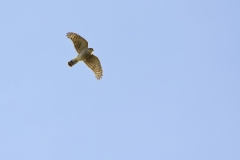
[{"xmin": 88, "ymin": 48, "xmax": 94, "ymax": 54}]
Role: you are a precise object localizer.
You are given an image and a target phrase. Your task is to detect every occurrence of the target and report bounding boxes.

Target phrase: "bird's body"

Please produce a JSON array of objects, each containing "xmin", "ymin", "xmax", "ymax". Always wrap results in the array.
[
  {"xmin": 66, "ymin": 32, "xmax": 103, "ymax": 80},
  {"xmin": 68, "ymin": 48, "xmax": 93, "ymax": 67}
]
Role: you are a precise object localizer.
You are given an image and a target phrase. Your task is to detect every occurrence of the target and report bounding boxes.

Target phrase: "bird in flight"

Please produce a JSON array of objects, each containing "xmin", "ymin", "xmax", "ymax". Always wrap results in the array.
[{"xmin": 66, "ymin": 32, "xmax": 103, "ymax": 80}]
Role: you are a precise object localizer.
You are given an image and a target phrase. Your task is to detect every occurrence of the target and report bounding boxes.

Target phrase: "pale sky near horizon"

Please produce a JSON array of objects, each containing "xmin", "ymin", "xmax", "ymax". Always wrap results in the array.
[{"xmin": 0, "ymin": 0, "xmax": 240, "ymax": 160}]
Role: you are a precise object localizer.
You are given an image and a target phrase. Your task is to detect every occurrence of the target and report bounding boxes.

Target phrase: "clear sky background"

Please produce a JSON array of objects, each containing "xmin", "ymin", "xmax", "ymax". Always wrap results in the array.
[{"xmin": 0, "ymin": 0, "xmax": 239, "ymax": 160}]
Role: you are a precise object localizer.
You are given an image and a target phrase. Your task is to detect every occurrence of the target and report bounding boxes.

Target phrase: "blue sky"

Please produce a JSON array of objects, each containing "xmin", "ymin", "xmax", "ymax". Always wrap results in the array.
[{"xmin": 0, "ymin": 0, "xmax": 239, "ymax": 160}]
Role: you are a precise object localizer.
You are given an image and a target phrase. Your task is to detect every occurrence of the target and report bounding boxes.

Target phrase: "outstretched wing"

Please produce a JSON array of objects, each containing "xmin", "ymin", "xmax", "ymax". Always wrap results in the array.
[
  {"xmin": 66, "ymin": 32, "xmax": 88, "ymax": 54},
  {"xmin": 84, "ymin": 54, "xmax": 103, "ymax": 80}
]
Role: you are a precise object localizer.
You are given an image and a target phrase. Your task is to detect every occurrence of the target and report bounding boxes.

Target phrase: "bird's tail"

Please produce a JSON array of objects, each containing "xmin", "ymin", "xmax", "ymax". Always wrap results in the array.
[{"xmin": 68, "ymin": 59, "xmax": 78, "ymax": 67}]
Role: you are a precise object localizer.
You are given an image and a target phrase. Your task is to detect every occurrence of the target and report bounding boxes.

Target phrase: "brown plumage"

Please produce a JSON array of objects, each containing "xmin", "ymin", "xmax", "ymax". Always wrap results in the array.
[{"xmin": 66, "ymin": 32, "xmax": 103, "ymax": 80}]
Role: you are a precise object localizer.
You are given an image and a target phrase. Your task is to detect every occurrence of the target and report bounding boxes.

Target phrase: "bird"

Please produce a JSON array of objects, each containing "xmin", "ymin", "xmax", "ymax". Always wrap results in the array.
[{"xmin": 66, "ymin": 32, "xmax": 103, "ymax": 80}]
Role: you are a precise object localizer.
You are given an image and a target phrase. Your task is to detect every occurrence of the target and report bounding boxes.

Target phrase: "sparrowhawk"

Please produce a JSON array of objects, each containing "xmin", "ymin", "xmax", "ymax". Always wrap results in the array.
[{"xmin": 66, "ymin": 32, "xmax": 103, "ymax": 80}]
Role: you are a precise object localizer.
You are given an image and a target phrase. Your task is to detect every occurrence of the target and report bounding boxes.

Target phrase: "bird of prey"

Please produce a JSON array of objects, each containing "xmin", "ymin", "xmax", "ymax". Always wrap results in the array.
[{"xmin": 66, "ymin": 32, "xmax": 103, "ymax": 80}]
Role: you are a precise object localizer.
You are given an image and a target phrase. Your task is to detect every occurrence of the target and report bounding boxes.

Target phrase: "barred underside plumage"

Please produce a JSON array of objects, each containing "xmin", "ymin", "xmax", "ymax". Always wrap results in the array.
[
  {"xmin": 66, "ymin": 32, "xmax": 88, "ymax": 54},
  {"xmin": 84, "ymin": 55, "xmax": 103, "ymax": 80},
  {"xmin": 66, "ymin": 32, "xmax": 103, "ymax": 80}
]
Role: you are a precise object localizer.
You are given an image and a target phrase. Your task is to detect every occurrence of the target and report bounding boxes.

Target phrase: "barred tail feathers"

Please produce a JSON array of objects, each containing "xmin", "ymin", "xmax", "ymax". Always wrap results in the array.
[{"xmin": 68, "ymin": 59, "xmax": 78, "ymax": 67}]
